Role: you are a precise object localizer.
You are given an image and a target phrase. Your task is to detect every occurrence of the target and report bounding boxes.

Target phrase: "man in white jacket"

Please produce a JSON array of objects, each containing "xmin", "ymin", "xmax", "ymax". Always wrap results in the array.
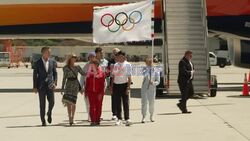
[{"xmin": 141, "ymin": 57, "xmax": 160, "ymax": 123}]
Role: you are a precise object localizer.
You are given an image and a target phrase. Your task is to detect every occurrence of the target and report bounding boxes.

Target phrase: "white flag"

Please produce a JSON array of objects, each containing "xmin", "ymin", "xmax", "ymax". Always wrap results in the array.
[{"xmin": 93, "ymin": 0, "xmax": 153, "ymax": 44}]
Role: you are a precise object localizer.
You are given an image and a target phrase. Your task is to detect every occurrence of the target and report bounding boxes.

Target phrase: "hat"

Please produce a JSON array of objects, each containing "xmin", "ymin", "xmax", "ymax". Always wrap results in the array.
[
  {"xmin": 112, "ymin": 48, "xmax": 120, "ymax": 54},
  {"xmin": 69, "ymin": 53, "xmax": 77, "ymax": 58},
  {"xmin": 116, "ymin": 51, "xmax": 126, "ymax": 56},
  {"xmin": 71, "ymin": 54, "xmax": 77, "ymax": 58},
  {"xmin": 88, "ymin": 52, "xmax": 96, "ymax": 57}
]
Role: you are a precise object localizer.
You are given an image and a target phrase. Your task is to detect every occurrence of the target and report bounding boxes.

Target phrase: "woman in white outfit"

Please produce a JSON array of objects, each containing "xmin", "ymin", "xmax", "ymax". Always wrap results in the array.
[{"xmin": 141, "ymin": 57, "xmax": 160, "ymax": 123}]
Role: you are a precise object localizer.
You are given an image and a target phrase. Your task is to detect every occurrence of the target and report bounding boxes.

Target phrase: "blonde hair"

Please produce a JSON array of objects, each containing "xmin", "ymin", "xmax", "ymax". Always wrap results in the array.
[
  {"xmin": 145, "ymin": 56, "xmax": 153, "ymax": 66},
  {"xmin": 112, "ymin": 48, "xmax": 120, "ymax": 54},
  {"xmin": 66, "ymin": 53, "xmax": 77, "ymax": 66}
]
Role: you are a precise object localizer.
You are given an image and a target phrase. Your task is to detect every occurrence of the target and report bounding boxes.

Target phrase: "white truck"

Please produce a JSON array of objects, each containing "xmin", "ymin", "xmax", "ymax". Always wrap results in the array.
[
  {"xmin": 209, "ymin": 52, "xmax": 217, "ymax": 66},
  {"xmin": 0, "ymin": 52, "xmax": 10, "ymax": 67},
  {"xmin": 215, "ymin": 50, "xmax": 231, "ymax": 68}
]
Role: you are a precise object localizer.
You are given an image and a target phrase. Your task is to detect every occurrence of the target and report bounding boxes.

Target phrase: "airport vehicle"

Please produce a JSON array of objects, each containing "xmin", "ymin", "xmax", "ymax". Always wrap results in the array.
[
  {"xmin": 0, "ymin": 0, "xmax": 249, "ymax": 96},
  {"xmin": 209, "ymin": 52, "xmax": 217, "ymax": 66},
  {"xmin": 209, "ymin": 51, "xmax": 231, "ymax": 68},
  {"xmin": 0, "ymin": 52, "xmax": 10, "ymax": 67},
  {"xmin": 214, "ymin": 50, "xmax": 231, "ymax": 68}
]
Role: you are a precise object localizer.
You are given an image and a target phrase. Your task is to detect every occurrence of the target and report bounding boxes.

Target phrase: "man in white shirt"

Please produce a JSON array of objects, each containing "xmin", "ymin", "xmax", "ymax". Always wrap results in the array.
[{"xmin": 111, "ymin": 51, "xmax": 132, "ymax": 126}]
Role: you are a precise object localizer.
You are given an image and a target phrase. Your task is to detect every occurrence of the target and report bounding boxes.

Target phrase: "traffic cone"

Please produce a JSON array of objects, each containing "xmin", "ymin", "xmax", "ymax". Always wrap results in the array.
[{"xmin": 242, "ymin": 73, "xmax": 249, "ymax": 96}]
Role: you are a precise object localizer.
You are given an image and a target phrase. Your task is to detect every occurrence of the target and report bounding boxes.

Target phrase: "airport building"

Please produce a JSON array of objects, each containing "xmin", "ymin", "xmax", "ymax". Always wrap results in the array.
[{"xmin": 19, "ymin": 45, "xmax": 163, "ymax": 62}]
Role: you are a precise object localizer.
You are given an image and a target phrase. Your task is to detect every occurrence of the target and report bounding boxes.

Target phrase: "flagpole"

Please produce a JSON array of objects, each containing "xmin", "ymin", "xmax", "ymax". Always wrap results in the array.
[
  {"xmin": 151, "ymin": 34, "xmax": 154, "ymax": 60},
  {"xmin": 151, "ymin": 0, "xmax": 155, "ymax": 60},
  {"xmin": 162, "ymin": 0, "xmax": 169, "ymax": 90}
]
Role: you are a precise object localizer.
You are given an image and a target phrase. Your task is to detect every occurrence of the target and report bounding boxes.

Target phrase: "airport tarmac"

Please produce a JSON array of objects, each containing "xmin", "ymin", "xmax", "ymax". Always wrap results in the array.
[{"xmin": 0, "ymin": 65, "xmax": 250, "ymax": 141}]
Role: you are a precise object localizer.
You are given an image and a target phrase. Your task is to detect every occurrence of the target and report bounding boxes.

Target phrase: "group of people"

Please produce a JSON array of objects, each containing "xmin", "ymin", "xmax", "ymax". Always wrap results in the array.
[{"xmin": 33, "ymin": 46, "xmax": 195, "ymax": 127}]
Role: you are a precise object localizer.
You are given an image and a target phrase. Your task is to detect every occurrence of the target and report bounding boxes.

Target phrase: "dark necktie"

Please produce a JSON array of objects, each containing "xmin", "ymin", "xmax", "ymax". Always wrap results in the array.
[{"xmin": 147, "ymin": 68, "xmax": 152, "ymax": 89}]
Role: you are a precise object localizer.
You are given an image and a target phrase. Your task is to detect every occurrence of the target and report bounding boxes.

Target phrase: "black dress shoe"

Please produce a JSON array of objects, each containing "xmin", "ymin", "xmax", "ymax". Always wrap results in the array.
[
  {"xmin": 42, "ymin": 122, "xmax": 47, "ymax": 126},
  {"xmin": 177, "ymin": 103, "xmax": 184, "ymax": 112},
  {"xmin": 182, "ymin": 110, "xmax": 192, "ymax": 114},
  {"xmin": 47, "ymin": 115, "xmax": 52, "ymax": 124}
]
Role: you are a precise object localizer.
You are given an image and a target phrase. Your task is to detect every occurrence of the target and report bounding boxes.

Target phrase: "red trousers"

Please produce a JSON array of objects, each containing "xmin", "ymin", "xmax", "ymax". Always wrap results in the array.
[{"xmin": 87, "ymin": 91, "xmax": 104, "ymax": 123}]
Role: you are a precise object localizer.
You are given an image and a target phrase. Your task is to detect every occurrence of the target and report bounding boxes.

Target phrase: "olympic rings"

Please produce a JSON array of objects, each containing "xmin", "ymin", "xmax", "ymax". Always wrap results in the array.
[
  {"xmin": 108, "ymin": 20, "xmax": 121, "ymax": 32},
  {"xmin": 100, "ymin": 13, "xmax": 114, "ymax": 27},
  {"xmin": 115, "ymin": 12, "xmax": 128, "ymax": 26},
  {"xmin": 129, "ymin": 11, "xmax": 142, "ymax": 24},
  {"xmin": 100, "ymin": 11, "xmax": 142, "ymax": 33},
  {"xmin": 122, "ymin": 18, "xmax": 135, "ymax": 31}
]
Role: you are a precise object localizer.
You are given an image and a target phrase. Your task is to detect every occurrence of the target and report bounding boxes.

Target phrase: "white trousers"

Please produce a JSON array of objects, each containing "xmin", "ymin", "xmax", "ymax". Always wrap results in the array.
[{"xmin": 141, "ymin": 86, "xmax": 156, "ymax": 117}]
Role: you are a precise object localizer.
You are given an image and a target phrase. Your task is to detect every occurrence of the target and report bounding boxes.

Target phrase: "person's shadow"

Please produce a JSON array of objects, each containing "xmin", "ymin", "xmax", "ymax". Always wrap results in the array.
[
  {"xmin": 6, "ymin": 119, "xmax": 120, "ymax": 128},
  {"xmin": 157, "ymin": 112, "xmax": 182, "ymax": 116},
  {"xmin": 6, "ymin": 123, "xmax": 67, "ymax": 128},
  {"xmin": 6, "ymin": 123, "xmax": 116, "ymax": 128}
]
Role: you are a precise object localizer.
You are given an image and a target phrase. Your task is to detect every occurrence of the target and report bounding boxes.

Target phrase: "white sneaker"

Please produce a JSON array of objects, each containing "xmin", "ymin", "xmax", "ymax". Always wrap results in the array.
[
  {"xmin": 111, "ymin": 116, "xmax": 118, "ymax": 121},
  {"xmin": 115, "ymin": 120, "xmax": 121, "ymax": 126},
  {"xmin": 150, "ymin": 115, "xmax": 155, "ymax": 122},
  {"xmin": 141, "ymin": 117, "xmax": 146, "ymax": 123},
  {"xmin": 125, "ymin": 120, "xmax": 132, "ymax": 126}
]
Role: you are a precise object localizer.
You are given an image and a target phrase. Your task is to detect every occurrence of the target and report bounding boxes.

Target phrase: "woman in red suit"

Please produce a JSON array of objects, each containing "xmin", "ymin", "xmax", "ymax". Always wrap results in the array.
[{"xmin": 85, "ymin": 52, "xmax": 106, "ymax": 126}]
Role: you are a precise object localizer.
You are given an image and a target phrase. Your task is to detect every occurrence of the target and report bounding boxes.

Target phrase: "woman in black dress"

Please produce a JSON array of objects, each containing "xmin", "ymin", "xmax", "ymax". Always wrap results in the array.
[{"xmin": 61, "ymin": 54, "xmax": 85, "ymax": 125}]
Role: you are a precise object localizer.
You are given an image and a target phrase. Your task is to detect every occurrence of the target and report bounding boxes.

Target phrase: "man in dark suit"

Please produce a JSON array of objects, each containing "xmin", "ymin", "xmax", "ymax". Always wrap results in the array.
[
  {"xmin": 177, "ymin": 51, "xmax": 194, "ymax": 114},
  {"xmin": 33, "ymin": 47, "xmax": 57, "ymax": 126}
]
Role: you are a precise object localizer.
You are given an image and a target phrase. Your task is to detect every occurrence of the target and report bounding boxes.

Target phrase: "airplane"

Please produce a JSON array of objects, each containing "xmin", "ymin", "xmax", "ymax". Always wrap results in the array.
[
  {"xmin": 0, "ymin": 0, "xmax": 162, "ymax": 36},
  {"xmin": 0, "ymin": 0, "xmax": 249, "ymax": 68}
]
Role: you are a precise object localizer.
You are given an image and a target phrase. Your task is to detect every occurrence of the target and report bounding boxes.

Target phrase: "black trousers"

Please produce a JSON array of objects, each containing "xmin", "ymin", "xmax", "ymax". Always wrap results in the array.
[
  {"xmin": 110, "ymin": 78, "xmax": 116, "ymax": 116},
  {"xmin": 113, "ymin": 83, "xmax": 130, "ymax": 120},
  {"xmin": 38, "ymin": 85, "xmax": 55, "ymax": 123},
  {"xmin": 111, "ymin": 94, "xmax": 116, "ymax": 116},
  {"xmin": 178, "ymin": 81, "xmax": 194, "ymax": 110}
]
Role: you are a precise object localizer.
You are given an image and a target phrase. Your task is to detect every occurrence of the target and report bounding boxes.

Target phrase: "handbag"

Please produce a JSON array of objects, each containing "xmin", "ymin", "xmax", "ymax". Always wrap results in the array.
[{"xmin": 68, "ymin": 66, "xmax": 82, "ymax": 92}]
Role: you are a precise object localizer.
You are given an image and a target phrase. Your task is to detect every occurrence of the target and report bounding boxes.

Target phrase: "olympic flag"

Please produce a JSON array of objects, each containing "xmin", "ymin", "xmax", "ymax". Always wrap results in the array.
[{"xmin": 93, "ymin": 0, "xmax": 153, "ymax": 44}]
